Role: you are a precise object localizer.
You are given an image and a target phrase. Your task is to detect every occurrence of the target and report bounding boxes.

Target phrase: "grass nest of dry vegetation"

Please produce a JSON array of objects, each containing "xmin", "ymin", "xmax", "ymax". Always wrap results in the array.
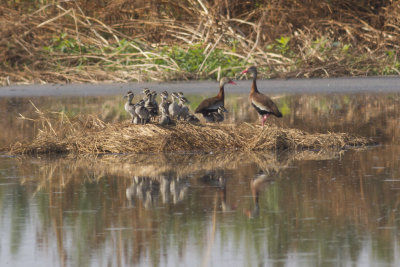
[
  {"xmin": 2, "ymin": 0, "xmax": 400, "ymax": 85},
  {"xmin": 8, "ymin": 105, "xmax": 374, "ymax": 155}
]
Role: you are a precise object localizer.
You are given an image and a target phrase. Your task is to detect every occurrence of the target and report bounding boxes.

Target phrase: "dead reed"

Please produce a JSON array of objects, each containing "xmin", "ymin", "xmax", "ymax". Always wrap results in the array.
[
  {"xmin": 9, "ymin": 107, "xmax": 374, "ymax": 155},
  {"xmin": 2, "ymin": 1, "xmax": 400, "ymax": 84}
]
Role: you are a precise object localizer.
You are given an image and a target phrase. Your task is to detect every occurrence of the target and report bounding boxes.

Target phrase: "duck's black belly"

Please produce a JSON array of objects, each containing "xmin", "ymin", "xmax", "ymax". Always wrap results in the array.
[
  {"xmin": 252, "ymin": 103, "xmax": 272, "ymax": 115},
  {"xmin": 200, "ymin": 108, "xmax": 218, "ymax": 115}
]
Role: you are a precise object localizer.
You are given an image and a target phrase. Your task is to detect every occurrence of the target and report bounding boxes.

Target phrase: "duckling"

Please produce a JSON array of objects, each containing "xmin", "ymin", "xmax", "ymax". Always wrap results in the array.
[
  {"xmin": 204, "ymin": 106, "xmax": 228, "ymax": 123},
  {"xmin": 203, "ymin": 112, "xmax": 215, "ymax": 123},
  {"xmin": 135, "ymin": 99, "xmax": 150, "ymax": 125},
  {"xmin": 159, "ymin": 91, "xmax": 171, "ymax": 114},
  {"xmin": 142, "ymin": 89, "xmax": 150, "ymax": 106},
  {"xmin": 159, "ymin": 103, "xmax": 172, "ymax": 125},
  {"xmin": 143, "ymin": 88, "xmax": 151, "ymax": 97},
  {"xmin": 161, "ymin": 90, "xmax": 169, "ymax": 98},
  {"xmin": 213, "ymin": 105, "xmax": 228, "ymax": 123},
  {"xmin": 177, "ymin": 92, "xmax": 200, "ymax": 123},
  {"xmin": 169, "ymin": 92, "xmax": 181, "ymax": 120},
  {"xmin": 177, "ymin": 92, "xmax": 185, "ymax": 99},
  {"xmin": 123, "ymin": 91, "xmax": 137, "ymax": 123},
  {"xmin": 178, "ymin": 95, "xmax": 190, "ymax": 121},
  {"xmin": 145, "ymin": 91, "xmax": 159, "ymax": 121},
  {"xmin": 142, "ymin": 88, "xmax": 151, "ymax": 107}
]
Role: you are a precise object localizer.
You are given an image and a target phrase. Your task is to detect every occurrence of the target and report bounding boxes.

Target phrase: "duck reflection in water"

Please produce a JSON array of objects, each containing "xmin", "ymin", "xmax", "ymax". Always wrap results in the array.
[
  {"xmin": 244, "ymin": 173, "xmax": 276, "ymax": 219},
  {"xmin": 126, "ymin": 175, "xmax": 189, "ymax": 208},
  {"xmin": 199, "ymin": 170, "xmax": 234, "ymax": 212}
]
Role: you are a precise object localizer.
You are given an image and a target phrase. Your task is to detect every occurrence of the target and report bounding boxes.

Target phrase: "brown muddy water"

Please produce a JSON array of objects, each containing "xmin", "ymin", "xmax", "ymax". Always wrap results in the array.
[{"xmin": 0, "ymin": 87, "xmax": 399, "ymax": 266}]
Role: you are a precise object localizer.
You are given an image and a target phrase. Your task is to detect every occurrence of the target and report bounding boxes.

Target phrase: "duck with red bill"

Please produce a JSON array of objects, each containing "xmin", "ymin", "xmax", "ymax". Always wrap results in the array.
[{"xmin": 241, "ymin": 66, "xmax": 282, "ymax": 127}]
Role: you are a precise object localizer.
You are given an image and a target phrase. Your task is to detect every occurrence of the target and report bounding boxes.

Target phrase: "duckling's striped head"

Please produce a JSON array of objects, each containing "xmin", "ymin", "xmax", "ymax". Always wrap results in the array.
[
  {"xmin": 124, "ymin": 91, "xmax": 134, "ymax": 99},
  {"xmin": 179, "ymin": 96, "xmax": 190, "ymax": 104},
  {"xmin": 218, "ymin": 106, "xmax": 228, "ymax": 113},
  {"xmin": 143, "ymin": 88, "xmax": 151, "ymax": 95},
  {"xmin": 171, "ymin": 92, "xmax": 179, "ymax": 99},
  {"xmin": 160, "ymin": 91, "xmax": 168, "ymax": 99}
]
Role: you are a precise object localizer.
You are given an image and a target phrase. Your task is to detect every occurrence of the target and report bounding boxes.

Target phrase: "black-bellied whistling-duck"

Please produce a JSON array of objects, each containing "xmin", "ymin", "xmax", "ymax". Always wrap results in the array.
[
  {"xmin": 194, "ymin": 77, "xmax": 236, "ymax": 119},
  {"xmin": 241, "ymin": 66, "xmax": 282, "ymax": 127}
]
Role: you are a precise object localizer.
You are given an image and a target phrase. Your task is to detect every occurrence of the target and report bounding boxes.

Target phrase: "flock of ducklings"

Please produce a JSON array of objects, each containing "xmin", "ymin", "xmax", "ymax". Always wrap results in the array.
[
  {"xmin": 124, "ymin": 66, "xmax": 283, "ymax": 127},
  {"xmin": 123, "ymin": 88, "xmax": 226, "ymax": 125}
]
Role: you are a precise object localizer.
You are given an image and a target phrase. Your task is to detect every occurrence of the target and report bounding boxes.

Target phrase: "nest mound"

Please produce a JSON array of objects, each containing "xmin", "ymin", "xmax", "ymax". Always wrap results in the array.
[{"xmin": 9, "ymin": 112, "xmax": 374, "ymax": 155}]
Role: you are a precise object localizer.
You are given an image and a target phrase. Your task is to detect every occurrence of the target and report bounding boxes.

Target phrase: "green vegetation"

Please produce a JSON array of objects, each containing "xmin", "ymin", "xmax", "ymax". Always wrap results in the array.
[
  {"xmin": 42, "ymin": 34, "xmax": 244, "ymax": 79},
  {"xmin": 1, "ymin": 0, "xmax": 400, "ymax": 84}
]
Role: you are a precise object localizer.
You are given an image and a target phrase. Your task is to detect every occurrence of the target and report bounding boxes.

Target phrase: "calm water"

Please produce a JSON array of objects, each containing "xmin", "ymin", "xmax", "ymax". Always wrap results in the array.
[{"xmin": 0, "ymin": 90, "xmax": 399, "ymax": 266}]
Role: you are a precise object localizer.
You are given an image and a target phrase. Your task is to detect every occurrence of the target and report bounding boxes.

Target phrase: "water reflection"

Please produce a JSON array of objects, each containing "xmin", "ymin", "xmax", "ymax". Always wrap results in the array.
[
  {"xmin": 126, "ymin": 175, "xmax": 189, "ymax": 208},
  {"xmin": 0, "ymin": 92, "xmax": 400, "ymax": 266},
  {"xmin": 0, "ymin": 146, "xmax": 399, "ymax": 266},
  {"xmin": 245, "ymin": 173, "xmax": 276, "ymax": 219}
]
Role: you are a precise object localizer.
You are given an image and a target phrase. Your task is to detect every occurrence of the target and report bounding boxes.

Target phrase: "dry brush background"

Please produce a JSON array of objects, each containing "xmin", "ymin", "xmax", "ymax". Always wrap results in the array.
[{"xmin": 1, "ymin": 0, "xmax": 400, "ymax": 84}]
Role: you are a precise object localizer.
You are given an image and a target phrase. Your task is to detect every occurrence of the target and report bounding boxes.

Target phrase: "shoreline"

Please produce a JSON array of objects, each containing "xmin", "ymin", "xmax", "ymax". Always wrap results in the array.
[{"xmin": 1, "ymin": 76, "xmax": 400, "ymax": 97}]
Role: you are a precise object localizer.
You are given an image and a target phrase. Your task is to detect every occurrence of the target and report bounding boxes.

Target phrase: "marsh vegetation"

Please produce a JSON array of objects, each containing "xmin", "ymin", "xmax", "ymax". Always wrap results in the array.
[
  {"xmin": 4, "ymin": 91, "xmax": 398, "ymax": 154},
  {"xmin": 2, "ymin": 1, "xmax": 400, "ymax": 84}
]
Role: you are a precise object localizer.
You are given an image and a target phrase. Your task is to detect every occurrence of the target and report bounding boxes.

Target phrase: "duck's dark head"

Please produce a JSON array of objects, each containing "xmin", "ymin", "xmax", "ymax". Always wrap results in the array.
[{"xmin": 241, "ymin": 66, "xmax": 257, "ymax": 75}]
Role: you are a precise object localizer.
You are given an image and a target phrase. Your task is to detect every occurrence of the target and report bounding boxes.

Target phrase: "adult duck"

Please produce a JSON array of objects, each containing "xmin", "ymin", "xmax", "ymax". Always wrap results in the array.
[
  {"xmin": 241, "ymin": 66, "xmax": 282, "ymax": 127},
  {"xmin": 194, "ymin": 77, "xmax": 236, "ymax": 118}
]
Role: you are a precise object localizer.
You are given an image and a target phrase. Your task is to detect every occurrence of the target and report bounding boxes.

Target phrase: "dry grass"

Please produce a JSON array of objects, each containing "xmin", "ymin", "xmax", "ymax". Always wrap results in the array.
[
  {"xmin": 8, "ymin": 106, "xmax": 374, "ymax": 155},
  {"xmin": 2, "ymin": 1, "xmax": 400, "ymax": 84}
]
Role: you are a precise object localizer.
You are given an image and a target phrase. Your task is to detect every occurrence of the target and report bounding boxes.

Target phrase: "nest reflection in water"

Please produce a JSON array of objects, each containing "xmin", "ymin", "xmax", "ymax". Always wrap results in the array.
[
  {"xmin": 18, "ymin": 150, "xmax": 342, "ymax": 207},
  {"xmin": 11, "ymin": 141, "xmax": 399, "ymax": 266}
]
